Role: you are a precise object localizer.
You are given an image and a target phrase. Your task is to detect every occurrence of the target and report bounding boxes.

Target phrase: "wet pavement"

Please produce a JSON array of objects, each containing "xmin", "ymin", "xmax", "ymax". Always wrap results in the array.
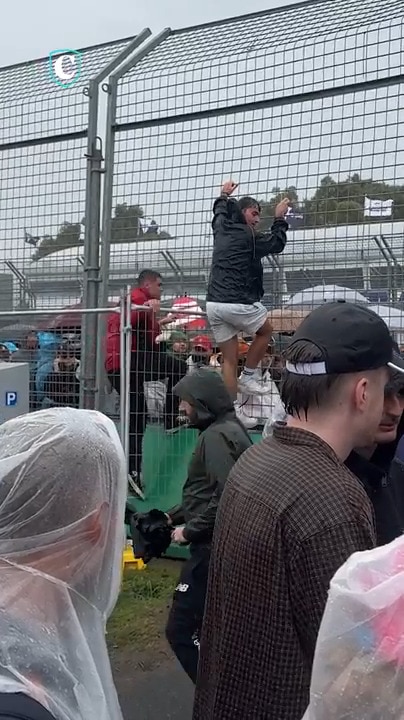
[{"xmin": 114, "ymin": 659, "xmax": 194, "ymax": 720}]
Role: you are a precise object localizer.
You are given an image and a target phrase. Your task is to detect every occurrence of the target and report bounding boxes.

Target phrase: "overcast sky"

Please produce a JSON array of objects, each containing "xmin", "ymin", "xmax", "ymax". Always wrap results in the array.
[{"xmin": 1, "ymin": 0, "xmax": 303, "ymax": 66}]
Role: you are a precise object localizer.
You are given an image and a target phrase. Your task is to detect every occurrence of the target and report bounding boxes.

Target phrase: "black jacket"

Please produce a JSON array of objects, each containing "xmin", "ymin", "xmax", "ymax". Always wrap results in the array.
[
  {"xmin": 206, "ymin": 195, "xmax": 288, "ymax": 305},
  {"xmin": 346, "ymin": 433, "xmax": 404, "ymax": 546},
  {"xmin": 168, "ymin": 369, "xmax": 252, "ymax": 545}
]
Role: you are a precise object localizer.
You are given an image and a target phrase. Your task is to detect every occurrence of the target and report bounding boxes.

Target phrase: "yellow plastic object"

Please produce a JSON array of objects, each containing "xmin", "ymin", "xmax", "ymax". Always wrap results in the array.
[{"xmin": 122, "ymin": 545, "xmax": 146, "ymax": 571}]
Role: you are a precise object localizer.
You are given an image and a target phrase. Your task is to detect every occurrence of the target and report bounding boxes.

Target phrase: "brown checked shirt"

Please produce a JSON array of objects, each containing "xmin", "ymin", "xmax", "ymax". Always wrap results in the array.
[{"xmin": 193, "ymin": 425, "xmax": 376, "ymax": 720}]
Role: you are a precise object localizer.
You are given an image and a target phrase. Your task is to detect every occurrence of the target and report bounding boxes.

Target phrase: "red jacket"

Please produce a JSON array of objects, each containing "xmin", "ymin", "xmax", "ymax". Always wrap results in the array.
[{"xmin": 105, "ymin": 287, "xmax": 160, "ymax": 372}]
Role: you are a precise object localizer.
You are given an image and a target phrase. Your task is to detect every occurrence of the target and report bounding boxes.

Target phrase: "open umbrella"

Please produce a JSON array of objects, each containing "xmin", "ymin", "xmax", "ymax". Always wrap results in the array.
[
  {"xmin": 164, "ymin": 296, "xmax": 207, "ymax": 332},
  {"xmin": 286, "ymin": 285, "xmax": 369, "ymax": 307},
  {"xmin": 368, "ymin": 305, "xmax": 404, "ymax": 332},
  {"xmin": 0, "ymin": 323, "xmax": 36, "ymax": 342},
  {"xmin": 39, "ymin": 302, "xmax": 116, "ymax": 331}
]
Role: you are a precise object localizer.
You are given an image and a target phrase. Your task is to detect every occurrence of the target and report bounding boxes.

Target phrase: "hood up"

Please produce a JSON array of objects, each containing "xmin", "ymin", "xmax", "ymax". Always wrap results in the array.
[
  {"xmin": 0, "ymin": 407, "xmax": 126, "ymax": 720},
  {"xmin": 174, "ymin": 368, "xmax": 234, "ymax": 429}
]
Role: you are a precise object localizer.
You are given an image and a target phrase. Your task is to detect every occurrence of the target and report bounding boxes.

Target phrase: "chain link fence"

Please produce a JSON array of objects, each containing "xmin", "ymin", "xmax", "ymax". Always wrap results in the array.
[
  {"xmin": 105, "ymin": 0, "xmax": 404, "ymax": 311},
  {"xmin": 0, "ymin": 37, "xmax": 137, "ymax": 310},
  {"xmin": 1, "ymin": 0, "xmax": 404, "ymax": 498},
  {"xmin": 0, "ymin": 32, "xmax": 151, "ymax": 409}
]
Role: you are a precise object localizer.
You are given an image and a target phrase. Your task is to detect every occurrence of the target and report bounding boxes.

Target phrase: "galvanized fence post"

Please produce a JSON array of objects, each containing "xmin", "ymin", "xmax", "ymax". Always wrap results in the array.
[
  {"xmin": 80, "ymin": 76, "xmax": 102, "ymax": 409},
  {"xmin": 80, "ymin": 30, "xmax": 153, "ymax": 411},
  {"xmin": 96, "ymin": 29, "xmax": 172, "ymax": 412}
]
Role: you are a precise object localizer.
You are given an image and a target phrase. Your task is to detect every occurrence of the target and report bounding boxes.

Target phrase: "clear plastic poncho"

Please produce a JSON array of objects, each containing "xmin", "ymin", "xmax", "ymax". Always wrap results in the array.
[
  {"xmin": 303, "ymin": 534, "xmax": 404, "ymax": 720},
  {"xmin": 0, "ymin": 407, "xmax": 127, "ymax": 720}
]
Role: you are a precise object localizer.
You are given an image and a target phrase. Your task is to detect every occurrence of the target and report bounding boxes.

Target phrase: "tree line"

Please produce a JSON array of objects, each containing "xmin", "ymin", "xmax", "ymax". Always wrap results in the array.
[
  {"xmin": 30, "ymin": 174, "xmax": 404, "ymax": 261},
  {"xmin": 260, "ymin": 174, "xmax": 404, "ymax": 231},
  {"xmin": 31, "ymin": 203, "xmax": 170, "ymax": 261}
]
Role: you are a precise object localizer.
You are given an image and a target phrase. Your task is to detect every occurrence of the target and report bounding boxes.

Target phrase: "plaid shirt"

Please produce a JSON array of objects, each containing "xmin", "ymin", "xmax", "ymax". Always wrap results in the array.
[{"xmin": 193, "ymin": 425, "xmax": 376, "ymax": 720}]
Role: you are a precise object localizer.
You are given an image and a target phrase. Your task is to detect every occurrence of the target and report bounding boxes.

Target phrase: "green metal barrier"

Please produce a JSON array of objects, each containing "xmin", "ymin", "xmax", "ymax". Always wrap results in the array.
[{"xmin": 126, "ymin": 424, "xmax": 262, "ymax": 559}]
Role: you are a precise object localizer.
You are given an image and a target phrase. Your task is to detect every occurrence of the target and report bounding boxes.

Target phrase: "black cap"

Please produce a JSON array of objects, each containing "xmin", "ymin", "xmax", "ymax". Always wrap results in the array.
[{"xmin": 285, "ymin": 302, "xmax": 404, "ymax": 376}]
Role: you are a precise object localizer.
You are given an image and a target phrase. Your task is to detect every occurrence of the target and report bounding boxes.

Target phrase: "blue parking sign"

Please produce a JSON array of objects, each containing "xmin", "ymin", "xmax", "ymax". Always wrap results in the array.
[{"xmin": 5, "ymin": 392, "xmax": 17, "ymax": 407}]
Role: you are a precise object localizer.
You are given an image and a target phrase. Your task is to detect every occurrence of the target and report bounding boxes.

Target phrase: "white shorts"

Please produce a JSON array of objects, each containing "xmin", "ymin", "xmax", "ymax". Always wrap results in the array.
[{"xmin": 206, "ymin": 301, "xmax": 268, "ymax": 344}]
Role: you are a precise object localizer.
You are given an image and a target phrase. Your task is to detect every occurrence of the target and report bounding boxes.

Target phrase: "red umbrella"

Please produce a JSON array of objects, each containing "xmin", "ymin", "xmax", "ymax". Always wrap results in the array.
[{"xmin": 166, "ymin": 296, "xmax": 207, "ymax": 332}]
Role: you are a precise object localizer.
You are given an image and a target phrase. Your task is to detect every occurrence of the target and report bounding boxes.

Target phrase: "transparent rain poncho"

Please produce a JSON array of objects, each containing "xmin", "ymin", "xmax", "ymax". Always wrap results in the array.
[
  {"xmin": 303, "ymin": 534, "xmax": 404, "ymax": 720},
  {"xmin": 0, "ymin": 407, "xmax": 127, "ymax": 720}
]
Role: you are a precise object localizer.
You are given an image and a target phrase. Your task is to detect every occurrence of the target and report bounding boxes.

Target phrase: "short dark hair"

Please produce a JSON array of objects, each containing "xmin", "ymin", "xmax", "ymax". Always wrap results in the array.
[
  {"xmin": 385, "ymin": 376, "xmax": 404, "ymax": 397},
  {"xmin": 280, "ymin": 340, "xmax": 343, "ymax": 419},
  {"xmin": 137, "ymin": 269, "xmax": 162, "ymax": 286},
  {"xmin": 238, "ymin": 196, "xmax": 261, "ymax": 213}
]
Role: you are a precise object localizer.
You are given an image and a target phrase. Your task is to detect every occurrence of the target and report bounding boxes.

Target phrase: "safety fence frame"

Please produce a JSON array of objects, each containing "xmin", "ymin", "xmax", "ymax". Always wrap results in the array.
[
  {"xmin": 0, "ymin": 305, "xmax": 123, "ymax": 429},
  {"xmin": 97, "ymin": 0, "xmax": 404, "ymax": 325},
  {"xmin": 95, "ymin": 29, "xmax": 172, "ymax": 414},
  {"xmin": 118, "ymin": 291, "xmax": 210, "ymax": 476},
  {"xmin": 79, "ymin": 30, "xmax": 154, "ymax": 410}
]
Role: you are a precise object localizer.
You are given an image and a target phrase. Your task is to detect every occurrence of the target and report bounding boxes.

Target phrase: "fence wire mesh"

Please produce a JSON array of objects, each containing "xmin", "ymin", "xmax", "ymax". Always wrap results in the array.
[
  {"xmin": 0, "ymin": 308, "xmax": 119, "ymax": 416},
  {"xmin": 0, "ymin": 37, "xmax": 134, "ymax": 312},
  {"xmin": 117, "ymin": 301, "xmax": 280, "ymax": 506},
  {"xmin": 1, "ymin": 0, "xmax": 404, "ymax": 499},
  {"xmin": 102, "ymin": 0, "xmax": 404, "ymax": 498},
  {"xmin": 110, "ymin": 0, "xmax": 404, "ymax": 313}
]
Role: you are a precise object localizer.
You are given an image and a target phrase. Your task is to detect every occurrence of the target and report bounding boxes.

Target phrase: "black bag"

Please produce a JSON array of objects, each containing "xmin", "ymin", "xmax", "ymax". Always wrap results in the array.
[{"xmin": 128, "ymin": 509, "xmax": 172, "ymax": 563}]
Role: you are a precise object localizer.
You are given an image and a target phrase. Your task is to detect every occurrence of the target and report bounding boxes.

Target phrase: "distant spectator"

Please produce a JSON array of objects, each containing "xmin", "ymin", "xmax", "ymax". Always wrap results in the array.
[
  {"xmin": 0, "ymin": 344, "xmax": 11, "ymax": 362},
  {"xmin": 187, "ymin": 335, "xmax": 213, "ymax": 373},
  {"xmin": 43, "ymin": 344, "xmax": 80, "ymax": 408},
  {"xmin": 52, "ymin": 344, "xmax": 80, "ymax": 377},
  {"xmin": 168, "ymin": 331, "xmax": 189, "ymax": 361},
  {"xmin": 35, "ymin": 332, "xmax": 60, "ymax": 408},
  {"xmin": 10, "ymin": 331, "xmax": 37, "ymax": 364}
]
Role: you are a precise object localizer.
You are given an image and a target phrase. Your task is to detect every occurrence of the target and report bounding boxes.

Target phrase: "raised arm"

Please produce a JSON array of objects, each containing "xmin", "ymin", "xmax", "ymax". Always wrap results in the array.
[
  {"xmin": 212, "ymin": 179, "xmax": 239, "ymax": 230},
  {"xmin": 254, "ymin": 197, "xmax": 290, "ymax": 258}
]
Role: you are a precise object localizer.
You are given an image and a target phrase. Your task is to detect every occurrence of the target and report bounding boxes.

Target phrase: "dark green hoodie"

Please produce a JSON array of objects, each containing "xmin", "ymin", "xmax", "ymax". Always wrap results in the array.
[{"xmin": 168, "ymin": 368, "xmax": 252, "ymax": 545}]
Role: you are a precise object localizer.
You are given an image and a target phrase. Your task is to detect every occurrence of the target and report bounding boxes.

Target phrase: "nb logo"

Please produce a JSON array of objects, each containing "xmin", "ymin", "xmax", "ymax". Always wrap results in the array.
[{"xmin": 175, "ymin": 583, "xmax": 189, "ymax": 593}]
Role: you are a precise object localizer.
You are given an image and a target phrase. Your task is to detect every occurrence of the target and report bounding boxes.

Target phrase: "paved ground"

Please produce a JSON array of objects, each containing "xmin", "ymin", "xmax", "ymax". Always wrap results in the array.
[{"xmin": 112, "ymin": 651, "xmax": 194, "ymax": 719}]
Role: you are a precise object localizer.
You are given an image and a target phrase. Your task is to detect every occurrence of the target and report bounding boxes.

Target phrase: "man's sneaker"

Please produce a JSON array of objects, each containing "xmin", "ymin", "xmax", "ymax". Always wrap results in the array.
[
  {"xmin": 128, "ymin": 471, "xmax": 145, "ymax": 500},
  {"xmin": 238, "ymin": 373, "xmax": 270, "ymax": 395},
  {"xmin": 234, "ymin": 403, "xmax": 258, "ymax": 430}
]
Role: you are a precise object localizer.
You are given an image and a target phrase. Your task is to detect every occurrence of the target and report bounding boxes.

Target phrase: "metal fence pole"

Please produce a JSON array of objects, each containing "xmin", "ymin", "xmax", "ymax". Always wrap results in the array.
[
  {"xmin": 95, "ymin": 74, "xmax": 119, "ymax": 413},
  {"xmin": 124, "ymin": 285, "xmax": 132, "ymax": 472},
  {"xmin": 80, "ymin": 87, "xmax": 102, "ymax": 409},
  {"xmin": 119, "ymin": 288, "xmax": 127, "ymax": 461},
  {"xmin": 80, "ymin": 30, "xmax": 152, "ymax": 410},
  {"xmin": 96, "ymin": 29, "xmax": 172, "ymax": 411}
]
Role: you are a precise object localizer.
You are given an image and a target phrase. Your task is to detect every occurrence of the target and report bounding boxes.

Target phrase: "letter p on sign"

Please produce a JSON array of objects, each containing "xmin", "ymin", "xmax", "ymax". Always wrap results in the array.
[{"xmin": 5, "ymin": 392, "xmax": 17, "ymax": 407}]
